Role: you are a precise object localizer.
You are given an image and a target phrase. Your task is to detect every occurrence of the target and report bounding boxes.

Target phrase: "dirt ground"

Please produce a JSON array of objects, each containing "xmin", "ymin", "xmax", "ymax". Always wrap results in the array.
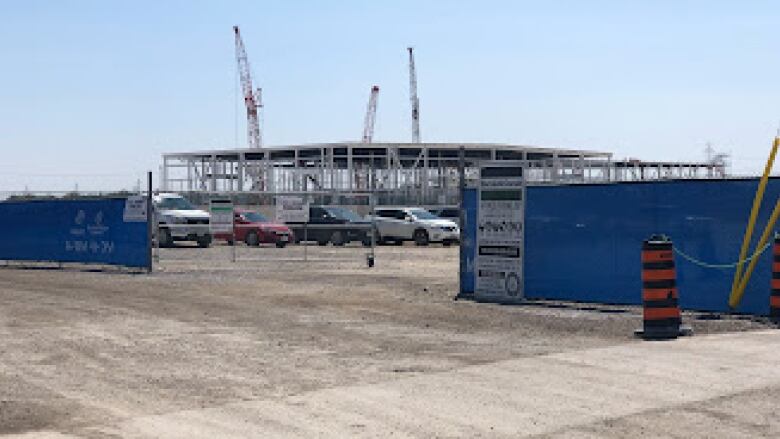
[{"xmin": 0, "ymin": 244, "xmax": 775, "ymax": 437}]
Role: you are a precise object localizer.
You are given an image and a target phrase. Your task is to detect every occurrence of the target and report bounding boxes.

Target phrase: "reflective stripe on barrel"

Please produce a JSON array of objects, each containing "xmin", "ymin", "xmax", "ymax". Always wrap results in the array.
[
  {"xmin": 641, "ymin": 251, "xmax": 673, "ymax": 263},
  {"xmin": 643, "ymin": 288, "xmax": 678, "ymax": 301},
  {"xmin": 643, "ymin": 307, "xmax": 681, "ymax": 320}
]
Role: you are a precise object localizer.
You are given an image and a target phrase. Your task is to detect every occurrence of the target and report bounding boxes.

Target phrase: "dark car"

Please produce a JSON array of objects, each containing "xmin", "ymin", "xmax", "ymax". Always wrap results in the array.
[{"xmin": 286, "ymin": 206, "xmax": 372, "ymax": 246}]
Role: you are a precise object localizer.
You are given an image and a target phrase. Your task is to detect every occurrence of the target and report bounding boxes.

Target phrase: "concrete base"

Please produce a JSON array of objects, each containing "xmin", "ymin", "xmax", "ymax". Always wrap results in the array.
[{"xmin": 634, "ymin": 324, "xmax": 694, "ymax": 340}]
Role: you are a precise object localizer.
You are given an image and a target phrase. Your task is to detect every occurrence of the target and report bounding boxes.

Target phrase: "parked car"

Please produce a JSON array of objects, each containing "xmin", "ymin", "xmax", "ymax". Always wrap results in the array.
[
  {"xmin": 214, "ymin": 209, "xmax": 293, "ymax": 248},
  {"xmin": 370, "ymin": 207, "xmax": 459, "ymax": 246},
  {"xmin": 286, "ymin": 205, "xmax": 372, "ymax": 246},
  {"xmin": 429, "ymin": 206, "xmax": 461, "ymax": 227},
  {"xmin": 153, "ymin": 193, "xmax": 211, "ymax": 248}
]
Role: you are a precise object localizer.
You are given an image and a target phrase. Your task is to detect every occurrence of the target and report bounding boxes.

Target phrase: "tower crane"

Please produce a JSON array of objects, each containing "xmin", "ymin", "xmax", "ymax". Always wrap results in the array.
[
  {"xmin": 407, "ymin": 47, "xmax": 420, "ymax": 143},
  {"xmin": 234, "ymin": 26, "xmax": 262, "ymax": 149},
  {"xmin": 362, "ymin": 86, "xmax": 380, "ymax": 143}
]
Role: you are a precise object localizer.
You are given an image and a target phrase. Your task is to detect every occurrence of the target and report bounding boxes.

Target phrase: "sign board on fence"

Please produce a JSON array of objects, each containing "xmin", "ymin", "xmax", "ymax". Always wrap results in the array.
[
  {"xmin": 475, "ymin": 161, "xmax": 525, "ymax": 301},
  {"xmin": 209, "ymin": 199, "xmax": 234, "ymax": 234},
  {"xmin": 123, "ymin": 195, "xmax": 148, "ymax": 222},
  {"xmin": 276, "ymin": 196, "xmax": 309, "ymax": 223}
]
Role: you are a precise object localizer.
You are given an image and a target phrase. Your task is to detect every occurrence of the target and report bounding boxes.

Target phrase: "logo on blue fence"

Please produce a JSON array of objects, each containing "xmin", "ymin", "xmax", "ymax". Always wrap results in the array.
[{"xmin": 66, "ymin": 210, "xmax": 115, "ymax": 255}]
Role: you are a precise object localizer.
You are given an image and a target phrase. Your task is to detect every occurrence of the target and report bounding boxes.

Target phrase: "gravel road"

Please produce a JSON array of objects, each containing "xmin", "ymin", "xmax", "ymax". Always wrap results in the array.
[{"xmin": 0, "ymin": 244, "xmax": 773, "ymax": 437}]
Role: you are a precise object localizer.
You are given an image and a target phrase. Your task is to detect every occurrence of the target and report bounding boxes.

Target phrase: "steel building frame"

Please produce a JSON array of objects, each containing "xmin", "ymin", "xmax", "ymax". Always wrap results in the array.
[{"xmin": 161, "ymin": 142, "xmax": 723, "ymax": 204}]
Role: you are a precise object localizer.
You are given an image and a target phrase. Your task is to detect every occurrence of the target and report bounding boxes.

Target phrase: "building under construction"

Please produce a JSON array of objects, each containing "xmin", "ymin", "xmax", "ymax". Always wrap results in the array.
[
  {"xmin": 161, "ymin": 28, "xmax": 727, "ymax": 204},
  {"xmin": 160, "ymin": 142, "xmax": 726, "ymax": 205}
]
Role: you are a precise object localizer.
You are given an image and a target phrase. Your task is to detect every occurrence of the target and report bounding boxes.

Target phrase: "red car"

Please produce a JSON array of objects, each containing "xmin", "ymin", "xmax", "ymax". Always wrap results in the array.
[{"xmin": 215, "ymin": 209, "xmax": 294, "ymax": 247}]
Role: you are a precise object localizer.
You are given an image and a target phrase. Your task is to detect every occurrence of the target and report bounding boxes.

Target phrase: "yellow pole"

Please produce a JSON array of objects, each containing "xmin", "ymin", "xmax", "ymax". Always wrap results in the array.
[
  {"xmin": 729, "ymin": 137, "xmax": 779, "ymax": 303},
  {"xmin": 731, "ymin": 197, "xmax": 780, "ymax": 308}
]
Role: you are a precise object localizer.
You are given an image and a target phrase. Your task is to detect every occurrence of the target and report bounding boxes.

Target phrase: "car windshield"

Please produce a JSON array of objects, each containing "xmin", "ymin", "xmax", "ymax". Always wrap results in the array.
[
  {"xmin": 156, "ymin": 196, "xmax": 195, "ymax": 210},
  {"xmin": 408, "ymin": 208, "xmax": 439, "ymax": 220},
  {"xmin": 326, "ymin": 207, "xmax": 363, "ymax": 222},
  {"xmin": 242, "ymin": 212, "xmax": 268, "ymax": 222}
]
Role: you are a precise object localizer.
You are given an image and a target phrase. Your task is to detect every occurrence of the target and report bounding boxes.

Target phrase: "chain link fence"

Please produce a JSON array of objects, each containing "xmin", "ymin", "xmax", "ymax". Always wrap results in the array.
[
  {"xmin": 151, "ymin": 191, "xmax": 377, "ymax": 268},
  {"xmin": 0, "ymin": 185, "xmax": 444, "ymax": 271}
]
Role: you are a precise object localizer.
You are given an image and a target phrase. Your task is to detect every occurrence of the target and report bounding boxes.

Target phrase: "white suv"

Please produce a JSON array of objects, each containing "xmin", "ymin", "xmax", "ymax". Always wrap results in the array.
[
  {"xmin": 153, "ymin": 193, "xmax": 212, "ymax": 248},
  {"xmin": 371, "ymin": 207, "xmax": 459, "ymax": 246}
]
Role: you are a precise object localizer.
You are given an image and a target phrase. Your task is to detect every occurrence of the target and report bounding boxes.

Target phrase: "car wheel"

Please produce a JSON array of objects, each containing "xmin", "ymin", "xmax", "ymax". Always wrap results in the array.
[
  {"xmin": 317, "ymin": 238, "xmax": 329, "ymax": 246},
  {"xmin": 245, "ymin": 231, "xmax": 260, "ymax": 247},
  {"xmin": 275, "ymin": 241, "xmax": 287, "ymax": 248},
  {"xmin": 413, "ymin": 229, "xmax": 430, "ymax": 246},
  {"xmin": 197, "ymin": 236, "xmax": 212, "ymax": 248},
  {"xmin": 158, "ymin": 227, "xmax": 173, "ymax": 248},
  {"xmin": 331, "ymin": 231, "xmax": 345, "ymax": 246},
  {"xmin": 442, "ymin": 239, "xmax": 452, "ymax": 247},
  {"xmin": 362, "ymin": 236, "xmax": 372, "ymax": 247},
  {"xmin": 226, "ymin": 239, "xmax": 234, "ymax": 246}
]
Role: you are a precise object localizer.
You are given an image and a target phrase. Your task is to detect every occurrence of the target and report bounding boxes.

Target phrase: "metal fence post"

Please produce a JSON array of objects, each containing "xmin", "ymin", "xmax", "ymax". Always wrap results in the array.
[
  {"xmin": 146, "ymin": 171, "xmax": 153, "ymax": 273},
  {"xmin": 458, "ymin": 146, "xmax": 465, "ymax": 297},
  {"xmin": 231, "ymin": 193, "xmax": 236, "ymax": 263},
  {"xmin": 368, "ymin": 191, "xmax": 376, "ymax": 268}
]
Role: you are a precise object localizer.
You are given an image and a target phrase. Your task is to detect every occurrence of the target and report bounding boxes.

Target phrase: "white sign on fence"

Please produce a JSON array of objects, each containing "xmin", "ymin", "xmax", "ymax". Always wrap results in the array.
[
  {"xmin": 123, "ymin": 196, "xmax": 148, "ymax": 223},
  {"xmin": 475, "ymin": 161, "xmax": 525, "ymax": 301},
  {"xmin": 209, "ymin": 199, "xmax": 234, "ymax": 234},
  {"xmin": 276, "ymin": 196, "xmax": 309, "ymax": 223}
]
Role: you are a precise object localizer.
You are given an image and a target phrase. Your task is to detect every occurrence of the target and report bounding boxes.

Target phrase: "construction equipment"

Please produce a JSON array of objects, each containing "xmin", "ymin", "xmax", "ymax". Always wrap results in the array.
[
  {"xmin": 362, "ymin": 86, "xmax": 380, "ymax": 143},
  {"xmin": 233, "ymin": 25, "xmax": 262, "ymax": 149},
  {"xmin": 407, "ymin": 47, "xmax": 420, "ymax": 143},
  {"xmin": 233, "ymin": 26, "xmax": 268, "ymax": 190}
]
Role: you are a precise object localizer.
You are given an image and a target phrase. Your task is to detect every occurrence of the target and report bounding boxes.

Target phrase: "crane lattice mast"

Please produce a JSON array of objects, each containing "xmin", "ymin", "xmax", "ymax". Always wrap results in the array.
[
  {"xmin": 256, "ymin": 86, "xmax": 263, "ymax": 143},
  {"xmin": 234, "ymin": 26, "xmax": 262, "ymax": 149},
  {"xmin": 408, "ymin": 47, "xmax": 420, "ymax": 143},
  {"xmin": 362, "ymin": 86, "xmax": 380, "ymax": 143}
]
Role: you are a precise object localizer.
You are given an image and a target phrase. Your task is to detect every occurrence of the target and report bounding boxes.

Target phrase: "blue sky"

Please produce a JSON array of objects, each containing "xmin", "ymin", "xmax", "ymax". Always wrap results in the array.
[{"xmin": 1, "ymin": 0, "xmax": 779, "ymax": 190}]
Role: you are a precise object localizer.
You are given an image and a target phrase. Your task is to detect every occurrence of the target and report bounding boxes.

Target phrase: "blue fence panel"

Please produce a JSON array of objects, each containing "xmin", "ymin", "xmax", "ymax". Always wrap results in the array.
[
  {"xmin": 0, "ymin": 198, "xmax": 149, "ymax": 269},
  {"xmin": 461, "ymin": 179, "xmax": 780, "ymax": 315}
]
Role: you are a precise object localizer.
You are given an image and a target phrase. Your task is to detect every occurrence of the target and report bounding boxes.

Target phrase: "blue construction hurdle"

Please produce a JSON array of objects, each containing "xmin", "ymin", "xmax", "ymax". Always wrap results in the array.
[
  {"xmin": 0, "ymin": 198, "xmax": 150, "ymax": 269},
  {"xmin": 461, "ymin": 178, "xmax": 780, "ymax": 315}
]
